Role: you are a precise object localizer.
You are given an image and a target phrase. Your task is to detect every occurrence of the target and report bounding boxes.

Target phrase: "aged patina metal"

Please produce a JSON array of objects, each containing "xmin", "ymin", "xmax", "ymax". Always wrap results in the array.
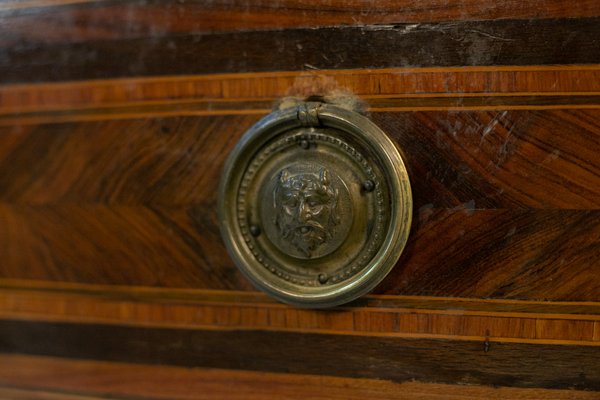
[{"xmin": 218, "ymin": 102, "xmax": 412, "ymax": 307}]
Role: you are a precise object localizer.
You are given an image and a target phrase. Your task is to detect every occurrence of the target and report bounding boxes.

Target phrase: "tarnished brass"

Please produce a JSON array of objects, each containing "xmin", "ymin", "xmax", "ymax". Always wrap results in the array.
[{"xmin": 218, "ymin": 102, "xmax": 412, "ymax": 308}]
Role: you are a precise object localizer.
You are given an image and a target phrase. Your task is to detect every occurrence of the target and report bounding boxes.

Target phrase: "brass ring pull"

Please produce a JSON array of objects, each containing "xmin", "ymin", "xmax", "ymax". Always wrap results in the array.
[{"xmin": 218, "ymin": 102, "xmax": 412, "ymax": 308}]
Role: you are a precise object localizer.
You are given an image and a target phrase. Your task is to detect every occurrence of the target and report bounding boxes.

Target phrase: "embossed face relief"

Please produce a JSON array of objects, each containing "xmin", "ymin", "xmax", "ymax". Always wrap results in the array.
[{"xmin": 274, "ymin": 168, "xmax": 339, "ymax": 258}]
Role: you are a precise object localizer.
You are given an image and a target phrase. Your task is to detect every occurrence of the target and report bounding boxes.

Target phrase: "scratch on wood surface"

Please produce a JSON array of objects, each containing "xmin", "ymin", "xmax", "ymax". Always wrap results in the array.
[
  {"xmin": 480, "ymin": 111, "xmax": 507, "ymax": 145},
  {"xmin": 466, "ymin": 29, "xmax": 515, "ymax": 42},
  {"xmin": 360, "ymin": 23, "xmax": 422, "ymax": 34}
]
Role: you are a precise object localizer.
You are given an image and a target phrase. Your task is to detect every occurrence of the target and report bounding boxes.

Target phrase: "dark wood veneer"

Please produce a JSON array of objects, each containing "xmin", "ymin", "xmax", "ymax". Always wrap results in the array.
[
  {"xmin": 0, "ymin": 111, "xmax": 598, "ymax": 208},
  {"xmin": 0, "ymin": 3, "xmax": 599, "ymax": 396},
  {"xmin": 2, "ymin": 354, "xmax": 598, "ymax": 400},
  {"xmin": 0, "ymin": 110, "xmax": 598, "ymax": 300},
  {"xmin": 1, "ymin": 206, "xmax": 598, "ymax": 299},
  {"xmin": 2, "ymin": 0, "xmax": 600, "ymax": 48},
  {"xmin": 0, "ymin": 320, "xmax": 598, "ymax": 390},
  {"xmin": 1, "ymin": 18, "xmax": 600, "ymax": 83}
]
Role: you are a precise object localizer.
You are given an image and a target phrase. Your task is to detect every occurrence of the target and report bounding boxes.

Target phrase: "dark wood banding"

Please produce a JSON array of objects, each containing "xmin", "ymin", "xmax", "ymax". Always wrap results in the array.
[
  {"xmin": 2, "ymin": 18, "xmax": 600, "ymax": 83},
  {"xmin": 2, "ymin": 0, "xmax": 600, "ymax": 48},
  {"xmin": 0, "ymin": 320, "xmax": 598, "ymax": 390},
  {"xmin": 1, "ymin": 354, "xmax": 598, "ymax": 400}
]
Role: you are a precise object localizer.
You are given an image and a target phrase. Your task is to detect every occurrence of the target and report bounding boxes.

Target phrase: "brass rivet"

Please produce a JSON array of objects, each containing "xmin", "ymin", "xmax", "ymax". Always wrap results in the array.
[
  {"xmin": 318, "ymin": 273, "xmax": 328, "ymax": 284},
  {"xmin": 249, "ymin": 224, "xmax": 261, "ymax": 236},
  {"xmin": 362, "ymin": 180, "xmax": 375, "ymax": 192}
]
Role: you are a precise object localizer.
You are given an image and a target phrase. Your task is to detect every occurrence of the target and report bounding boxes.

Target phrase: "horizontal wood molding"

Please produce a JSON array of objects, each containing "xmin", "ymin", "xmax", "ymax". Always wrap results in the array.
[
  {"xmin": 0, "ymin": 280, "xmax": 598, "ymax": 346},
  {"xmin": 0, "ymin": 354, "xmax": 598, "ymax": 400},
  {"xmin": 2, "ymin": 66, "xmax": 600, "ymax": 125},
  {"xmin": 0, "ymin": 320, "xmax": 598, "ymax": 390},
  {"xmin": 1, "ymin": 355, "xmax": 598, "ymax": 400},
  {"xmin": 4, "ymin": 97, "xmax": 600, "ymax": 126},
  {"xmin": 2, "ymin": 0, "xmax": 600, "ymax": 45},
  {"xmin": 1, "ymin": 18, "xmax": 600, "ymax": 84}
]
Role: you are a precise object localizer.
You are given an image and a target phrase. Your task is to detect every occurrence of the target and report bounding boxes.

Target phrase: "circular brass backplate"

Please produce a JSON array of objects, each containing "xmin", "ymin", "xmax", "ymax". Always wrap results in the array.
[{"xmin": 218, "ymin": 102, "xmax": 412, "ymax": 308}]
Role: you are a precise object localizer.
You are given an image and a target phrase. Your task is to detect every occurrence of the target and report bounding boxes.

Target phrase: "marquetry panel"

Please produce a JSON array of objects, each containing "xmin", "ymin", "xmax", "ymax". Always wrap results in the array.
[{"xmin": 0, "ymin": 108, "xmax": 598, "ymax": 300}]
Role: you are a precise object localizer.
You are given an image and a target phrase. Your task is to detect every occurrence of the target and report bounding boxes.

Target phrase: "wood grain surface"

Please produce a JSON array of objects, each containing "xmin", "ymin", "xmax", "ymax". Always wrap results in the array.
[
  {"xmin": 0, "ymin": 110, "xmax": 598, "ymax": 300},
  {"xmin": 2, "ymin": 17, "xmax": 600, "ymax": 83},
  {"xmin": 2, "ymin": 0, "xmax": 600, "ymax": 47},
  {"xmin": 1, "ymin": 281, "xmax": 598, "ymax": 344},
  {"xmin": 1, "ymin": 319, "xmax": 598, "ymax": 389},
  {"xmin": 1, "ymin": 354, "xmax": 598, "ymax": 400},
  {"xmin": 0, "ymin": 279, "xmax": 598, "ymax": 393},
  {"xmin": 2, "ymin": 66, "xmax": 600, "ymax": 126},
  {"xmin": 1, "ymin": 206, "xmax": 599, "ymax": 300},
  {"xmin": 2, "ymin": 110, "xmax": 600, "ymax": 209},
  {"xmin": 1, "ymin": 1, "xmax": 599, "ymax": 397}
]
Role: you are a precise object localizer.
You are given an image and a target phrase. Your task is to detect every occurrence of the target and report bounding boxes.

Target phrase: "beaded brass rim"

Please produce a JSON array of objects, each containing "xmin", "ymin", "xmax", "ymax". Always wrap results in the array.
[{"xmin": 218, "ymin": 103, "xmax": 412, "ymax": 308}]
